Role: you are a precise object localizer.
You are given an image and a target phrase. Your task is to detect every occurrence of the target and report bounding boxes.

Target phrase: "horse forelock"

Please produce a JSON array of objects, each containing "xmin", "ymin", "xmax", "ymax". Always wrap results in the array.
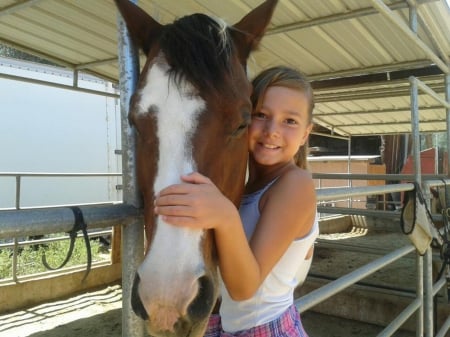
[{"xmin": 159, "ymin": 13, "xmax": 233, "ymax": 92}]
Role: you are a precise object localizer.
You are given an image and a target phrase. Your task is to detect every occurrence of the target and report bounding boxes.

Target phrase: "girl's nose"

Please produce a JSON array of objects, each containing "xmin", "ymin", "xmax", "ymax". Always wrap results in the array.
[{"xmin": 263, "ymin": 120, "xmax": 279, "ymax": 136}]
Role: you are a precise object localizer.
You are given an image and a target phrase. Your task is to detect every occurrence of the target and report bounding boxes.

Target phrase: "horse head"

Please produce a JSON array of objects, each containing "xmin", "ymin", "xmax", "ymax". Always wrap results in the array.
[{"xmin": 114, "ymin": 1, "xmax": 277, "ymax": 336}]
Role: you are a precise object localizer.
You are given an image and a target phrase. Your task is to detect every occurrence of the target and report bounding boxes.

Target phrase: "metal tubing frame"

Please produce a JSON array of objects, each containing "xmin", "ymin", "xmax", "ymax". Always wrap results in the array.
[
  {"xmin": 115, "ymin": 2, "xmax": 145, "ymax": 336},
  {"xmin": 409, "ymin": 74, "xmax": 450, "ymax": 336},
  {"xmin": 316, "ymin": 182, "xmax": 414, "ymax": 201},
  {"xmin": 435, "ymin": 67, "xmax": 450, "ymax": 337},
  {"xmin": 377, "ymin": 297, "xmax": 422, "ymax": 337},
  {"xmin": 295, "ymin": 245, "xmax": 416, "ymax": 312},
  {"xmin": 409, "ymin": 75, "xmax": 427, "ymax": 336},
  {"xmin": 370, "ymin": 0, "xmax": 449, "ymax": 74},
  {"xmin": 0, "ymin": 204, "xmax": 141, "ymax": 239}
]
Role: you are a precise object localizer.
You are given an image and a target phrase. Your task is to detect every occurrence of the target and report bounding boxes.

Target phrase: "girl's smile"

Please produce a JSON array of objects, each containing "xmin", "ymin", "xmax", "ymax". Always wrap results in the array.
[{"xmin": 249, "ymin": 86, "xmax": 312, "ymax": 167}]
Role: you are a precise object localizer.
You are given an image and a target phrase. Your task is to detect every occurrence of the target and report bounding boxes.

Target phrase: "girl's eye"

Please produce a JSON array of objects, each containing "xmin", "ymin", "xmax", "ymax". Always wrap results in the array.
[
  {"xmin": 285, "ymin": 118, "xmax": 298, "ymax": 125},
  {"xmin": 252, "ymin": 112, "xmax": 267, "ymax": 119}
]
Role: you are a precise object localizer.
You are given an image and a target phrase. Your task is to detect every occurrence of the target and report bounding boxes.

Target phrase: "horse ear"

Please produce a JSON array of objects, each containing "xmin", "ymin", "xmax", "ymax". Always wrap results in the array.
[
  {"xmin": 114, "ymin": 0, "xmax": 163, "ymax": 55},
  {"xmin": 231, "ymin": 0, "xmax": 278, "ymax": 62}
]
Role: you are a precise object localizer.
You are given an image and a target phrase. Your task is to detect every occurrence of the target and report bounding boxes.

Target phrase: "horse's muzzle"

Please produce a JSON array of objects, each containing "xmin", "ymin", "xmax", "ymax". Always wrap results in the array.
[{"xmin": 131, "ymin": 272, "xmax": 216, "ymax": 337}]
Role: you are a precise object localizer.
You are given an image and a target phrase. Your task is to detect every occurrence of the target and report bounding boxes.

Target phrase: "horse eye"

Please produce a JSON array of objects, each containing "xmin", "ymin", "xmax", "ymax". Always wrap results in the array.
[{"xmin": 231, "ymin": 122, "xmax": 248, "ymax": 137}]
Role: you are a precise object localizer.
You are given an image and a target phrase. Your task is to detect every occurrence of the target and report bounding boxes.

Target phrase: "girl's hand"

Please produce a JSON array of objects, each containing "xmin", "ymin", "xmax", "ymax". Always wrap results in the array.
[{"xmin": 154, "ymin": 172, "xmax": 236, "ymax": 229}]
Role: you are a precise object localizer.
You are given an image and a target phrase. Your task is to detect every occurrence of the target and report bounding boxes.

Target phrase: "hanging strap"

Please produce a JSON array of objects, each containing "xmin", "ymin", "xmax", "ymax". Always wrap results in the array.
[{"xmin": 42, "ymin": 206, "xmax": 92, "ymax": 282}]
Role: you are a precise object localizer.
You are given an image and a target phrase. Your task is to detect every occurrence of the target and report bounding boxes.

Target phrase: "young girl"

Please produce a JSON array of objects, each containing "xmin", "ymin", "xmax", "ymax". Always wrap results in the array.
[{"xmin": 154, "ymin": 66, "xmax": 318, "ymax": 337}]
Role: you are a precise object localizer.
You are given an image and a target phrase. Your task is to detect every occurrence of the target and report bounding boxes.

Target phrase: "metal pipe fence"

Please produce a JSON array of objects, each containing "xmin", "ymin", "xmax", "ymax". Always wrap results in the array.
[
  {"xmin": 0, "ymin": 172, "xmax": 134, "ymax": 283},
  {"xmin": 310, "ymin": 173, "xmax": 450, "ymax": 336}
]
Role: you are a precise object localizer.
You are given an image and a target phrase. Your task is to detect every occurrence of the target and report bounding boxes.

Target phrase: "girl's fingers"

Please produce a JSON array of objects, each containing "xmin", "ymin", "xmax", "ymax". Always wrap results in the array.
[
  {"xmin": 181, "ymin": 172, "xmax": 211, "ymax": 184},
  {"xmin": 155, "ymin": 193, "xmax": 190, "ymax": 207},
  {"xmin": 154, "ymin": 204, "xmax": 191, "ymax": 217}
]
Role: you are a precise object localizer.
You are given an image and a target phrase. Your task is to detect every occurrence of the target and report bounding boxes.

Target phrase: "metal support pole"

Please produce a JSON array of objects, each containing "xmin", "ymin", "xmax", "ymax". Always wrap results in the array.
[
  {"xmin": 116, "ymin": 2, "xmax": 145, "ymax": 336},
  {"xmin": 416, "ymin": 254, "xmax": 424, "ymax": 337},
  {"xmin": 446, "ymin": 73, "xmax": 450, "ymax": 174},
  {"xmin": 347, "ymin": 136, "xmax": 352, "ymax": 208},
  {"xmin": 424, "ymin": 249, "xmax": 434, "ymax": 337},
  {"xmin": 409, "ymin": 76, "xmax": 429, "ymax": 336},
  {"xmin": 370, "ymin": 0, "xmax": 449, "ymax": 74},
  {"xmin": 409, "ymin": 77, "xmax": 421, "ymax": 184}
]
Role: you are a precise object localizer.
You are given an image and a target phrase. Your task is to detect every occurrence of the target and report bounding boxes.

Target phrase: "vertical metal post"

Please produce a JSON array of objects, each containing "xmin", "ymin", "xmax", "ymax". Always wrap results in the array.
[
  {"xmin": 15, "ymin": 175, "xmax": 21, "ymax": 210},
  {"xmin": 116, "ymin": 2, "xmax": 145, "ymax": 337},
  {"xmin": 409, "ymin": 76, "xmax": 425, "ymax": 337},
  {"xmin": 424, "ymin": 248, "xmax": 434, "ymax": 337},
  {"xmin": 409, "ymin": 77, "xmax": 421, "ymax": 184},
  {"xmin": 446, "ymin": 73, "xmax": 450, "ymax": 174},
  {"xmin": 416, "ymin": 253, "xmax": 424, "ymax": 337},
  {"xmin": 347, "ymin": 136, "xmax": 352, "ymax": 208}
]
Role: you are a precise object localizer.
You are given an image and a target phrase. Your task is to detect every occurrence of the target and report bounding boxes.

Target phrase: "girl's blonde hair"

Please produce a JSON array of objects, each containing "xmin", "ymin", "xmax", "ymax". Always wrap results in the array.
[{"xmin": 250, "ymin": 66, "xmax": 315, "ymax": 169}]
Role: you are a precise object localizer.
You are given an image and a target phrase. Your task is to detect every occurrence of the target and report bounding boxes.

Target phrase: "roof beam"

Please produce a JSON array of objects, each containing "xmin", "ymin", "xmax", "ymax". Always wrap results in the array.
[
  {"xmin": 326, "ymin": 119, "xmax": 446, "ymax": 128},
  {"xmin": 370, "ymin": 0, "xmax": 449, "ymax": 74},
  {"xmin": 308, "ymin": 60, "xmax": 435, "ymax": 81},
  {"xmin": 314, "ymin": 82, "xmax": 445, "ymax": 102},
  {"xmin": 314, "ymin": 105, "xmax": 445, "ymax": 118},
  {"xmin": 266, "ymin": 0, "xmax": 438, "ymax": 35},
  {"xmin": 311, "ymin": 65, "xmax": 442, "ymax": 89},
  {"xmin": 0, "ymin": 0, "xmax": 45, "ymax": 18},
  {"xmin": 75, "ymin": 57, "xmax": 118, "ymax": 70},
  {"xmin": 0, "ymin": 72, "xmax": 119, "ymax": 98}
]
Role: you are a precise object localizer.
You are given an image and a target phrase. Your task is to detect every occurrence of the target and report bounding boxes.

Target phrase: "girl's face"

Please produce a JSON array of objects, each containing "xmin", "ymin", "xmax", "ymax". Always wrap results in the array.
[{"xmin": 248, "ymin": 86, "xmax": 312, "ymax": 167}]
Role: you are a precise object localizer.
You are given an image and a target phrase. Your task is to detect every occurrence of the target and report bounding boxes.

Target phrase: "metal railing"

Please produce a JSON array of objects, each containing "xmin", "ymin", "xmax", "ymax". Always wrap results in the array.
[
  {"xmin": 0, "ymin": 172, "xmax": 124, "ymax": 282},
  {"xmin": 0, "ymin": 172, "xmax": 122, "ymax": 210},
  {"xmin": 305, "ymin": 174, "xmax": 450, "ymax": 337}
]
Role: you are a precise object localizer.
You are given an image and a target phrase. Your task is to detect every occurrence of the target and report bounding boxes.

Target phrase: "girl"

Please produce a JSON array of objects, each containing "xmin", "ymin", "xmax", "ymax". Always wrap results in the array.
[{"xmin": 154, "ymin": 66, "xmax": 318, "ymax": 337}]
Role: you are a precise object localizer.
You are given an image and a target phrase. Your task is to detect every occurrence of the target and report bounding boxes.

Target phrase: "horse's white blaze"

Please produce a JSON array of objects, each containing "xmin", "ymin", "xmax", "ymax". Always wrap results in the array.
[{"xmin": 136, "ymin": 58, "xmax": 206, "ymax": 329}]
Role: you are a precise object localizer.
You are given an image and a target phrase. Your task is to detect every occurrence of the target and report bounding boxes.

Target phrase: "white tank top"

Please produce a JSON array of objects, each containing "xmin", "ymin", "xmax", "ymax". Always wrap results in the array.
[{"xmin": 219, "ymin": 180, "xmax": 319, "ymax": 332}]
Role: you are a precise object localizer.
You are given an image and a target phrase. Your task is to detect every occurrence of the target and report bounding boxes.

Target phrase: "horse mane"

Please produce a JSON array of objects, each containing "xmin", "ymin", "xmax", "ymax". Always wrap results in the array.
[{"xmin": 159, "ymin": 13, "xmax": 233, "ymax": 92}]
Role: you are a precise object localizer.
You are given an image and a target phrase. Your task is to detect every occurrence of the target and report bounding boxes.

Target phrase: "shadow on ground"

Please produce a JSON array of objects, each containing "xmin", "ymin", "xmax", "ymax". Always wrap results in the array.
[{"xmin": 28, "ymin": 309, "xmax": 122, "ymax": 337}]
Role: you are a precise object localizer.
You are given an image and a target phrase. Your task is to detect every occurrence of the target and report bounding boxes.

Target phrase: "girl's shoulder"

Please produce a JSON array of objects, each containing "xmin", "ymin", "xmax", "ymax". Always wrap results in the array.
[
  {"xmin": 274, "ymin": 166, "xmax": 314, "ymax": 191},
  {"xmin": 261, "ymin": 167, "xmax": 316, "ymax": 207}
]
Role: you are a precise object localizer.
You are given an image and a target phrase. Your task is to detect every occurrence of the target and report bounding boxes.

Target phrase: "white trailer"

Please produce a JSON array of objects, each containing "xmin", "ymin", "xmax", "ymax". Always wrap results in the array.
[{"xmin": 0, "ymin": 57, "xmax": 122, "ymax": 209}]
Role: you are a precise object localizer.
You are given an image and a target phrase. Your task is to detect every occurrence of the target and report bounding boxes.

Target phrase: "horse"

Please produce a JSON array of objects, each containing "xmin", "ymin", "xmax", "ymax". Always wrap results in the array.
[{"xmin": 114, "ymin": 1, "xmax": 278, "ymax": 336}]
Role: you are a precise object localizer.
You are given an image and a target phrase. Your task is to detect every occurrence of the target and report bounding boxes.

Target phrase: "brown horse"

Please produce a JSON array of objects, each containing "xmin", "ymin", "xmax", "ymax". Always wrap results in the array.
[{"xmin": 114, "ymin": 1, "xmax": 277, "ymax": 336}]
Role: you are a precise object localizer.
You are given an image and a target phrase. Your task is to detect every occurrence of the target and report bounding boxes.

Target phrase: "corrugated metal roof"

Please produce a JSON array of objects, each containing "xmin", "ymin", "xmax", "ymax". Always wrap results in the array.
[{"xmin": 0, "ymin": 0, "xmax": 449, "ymax": 136}]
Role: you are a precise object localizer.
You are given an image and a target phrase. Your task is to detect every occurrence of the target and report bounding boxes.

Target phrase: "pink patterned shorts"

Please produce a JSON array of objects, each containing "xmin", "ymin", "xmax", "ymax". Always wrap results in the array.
[{"xmin": 204, "ymin": 304, "xmax": 309, "ymax": 337}]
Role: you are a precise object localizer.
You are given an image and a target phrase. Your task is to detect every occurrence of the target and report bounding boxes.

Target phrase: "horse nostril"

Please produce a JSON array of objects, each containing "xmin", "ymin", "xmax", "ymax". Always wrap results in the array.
[
  {"xmin": 187, "ymin": 275, "xmax": 215, "ymax": 321},
  {"xmin": 131, "ymin": 273, "xmax": 149, "ymax": 320}
]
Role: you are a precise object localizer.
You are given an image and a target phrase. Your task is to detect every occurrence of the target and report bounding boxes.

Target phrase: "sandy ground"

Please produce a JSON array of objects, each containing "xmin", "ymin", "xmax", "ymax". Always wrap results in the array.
[
  {"xmin": 0, "ymin": 285, "xmax": 123, "ymax": 337},
  {"xmin": 0, "ymin": 284, "xmax": 416, "ymax": 337},
  {"xmin": 0, "ymin": 223, "xmax": 424, "ymax": 337}
]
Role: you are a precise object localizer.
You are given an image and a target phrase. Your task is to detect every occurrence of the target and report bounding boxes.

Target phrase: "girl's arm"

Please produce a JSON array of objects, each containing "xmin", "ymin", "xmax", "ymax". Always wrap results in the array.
[{"xmin": 154, "ymin": 170, "xmax": 316, "ymax": 300}]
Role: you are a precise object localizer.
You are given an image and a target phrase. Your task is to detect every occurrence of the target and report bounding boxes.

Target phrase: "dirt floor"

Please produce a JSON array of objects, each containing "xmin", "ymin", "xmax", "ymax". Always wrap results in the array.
[
  {"xmin": 1, "ymin": 217, "xmax": 442, "ymax": 337},
  {"xmin": 0, "ymin": 284, "xmax": 417, "ymax": 337}
]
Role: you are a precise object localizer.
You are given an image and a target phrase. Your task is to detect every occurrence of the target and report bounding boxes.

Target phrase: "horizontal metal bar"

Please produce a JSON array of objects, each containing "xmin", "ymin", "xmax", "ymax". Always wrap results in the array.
[
  {"xmin": 432, "ymin": 275, "xmax": 447, "ymax": 297},
  {"xmin": 0, "ymin": 204, "xmax": 142, "ymax": 239},
  {"xmin": 296, "ymin": 245, "xmax": 415, "ymax": 312},
  {"xmin": 370, "ymin": 0, "xmax": 449, "ymax": 74},
  {"xmin": 377, "ymin": 297, "xmax": 422, "ymax": 337},
  {"xmin": 0, "ymin": 172, "xmax": 122, "ymax": 177},
  {"xmin": 435, "ymin": 315, "xmax": 450, "ymax": 337},
  {"xmin": 317, "ymin": 206, "xmax": 400, "ymax": 218},
  {"xmin": 410, "ymin": 77, "xmax": 450, "ymax": 109},
  {"xmin": 0, "ymin": 72, "xmax": 119, "ymax": 98},
  {"xmin": 316, "ymin": 183, "xmax": 414, "ymax": 201},
  {"xmin": 266, "ymin": 0, "xmax": 436, "ymax": 35},
  {"xmin": 0, "ymin": 229, "xmax": 112, "ymax": 249},
  {"xmin": 310, "ymin": 131, "xmax": 349, "ymax": 140},
  {"xmin": 313, "ymin": 105, "xmax": 444, "ymax": 118},
  {"xmin": 312, "ymin": 173, "xmax": 446, "ymax": 181}
]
